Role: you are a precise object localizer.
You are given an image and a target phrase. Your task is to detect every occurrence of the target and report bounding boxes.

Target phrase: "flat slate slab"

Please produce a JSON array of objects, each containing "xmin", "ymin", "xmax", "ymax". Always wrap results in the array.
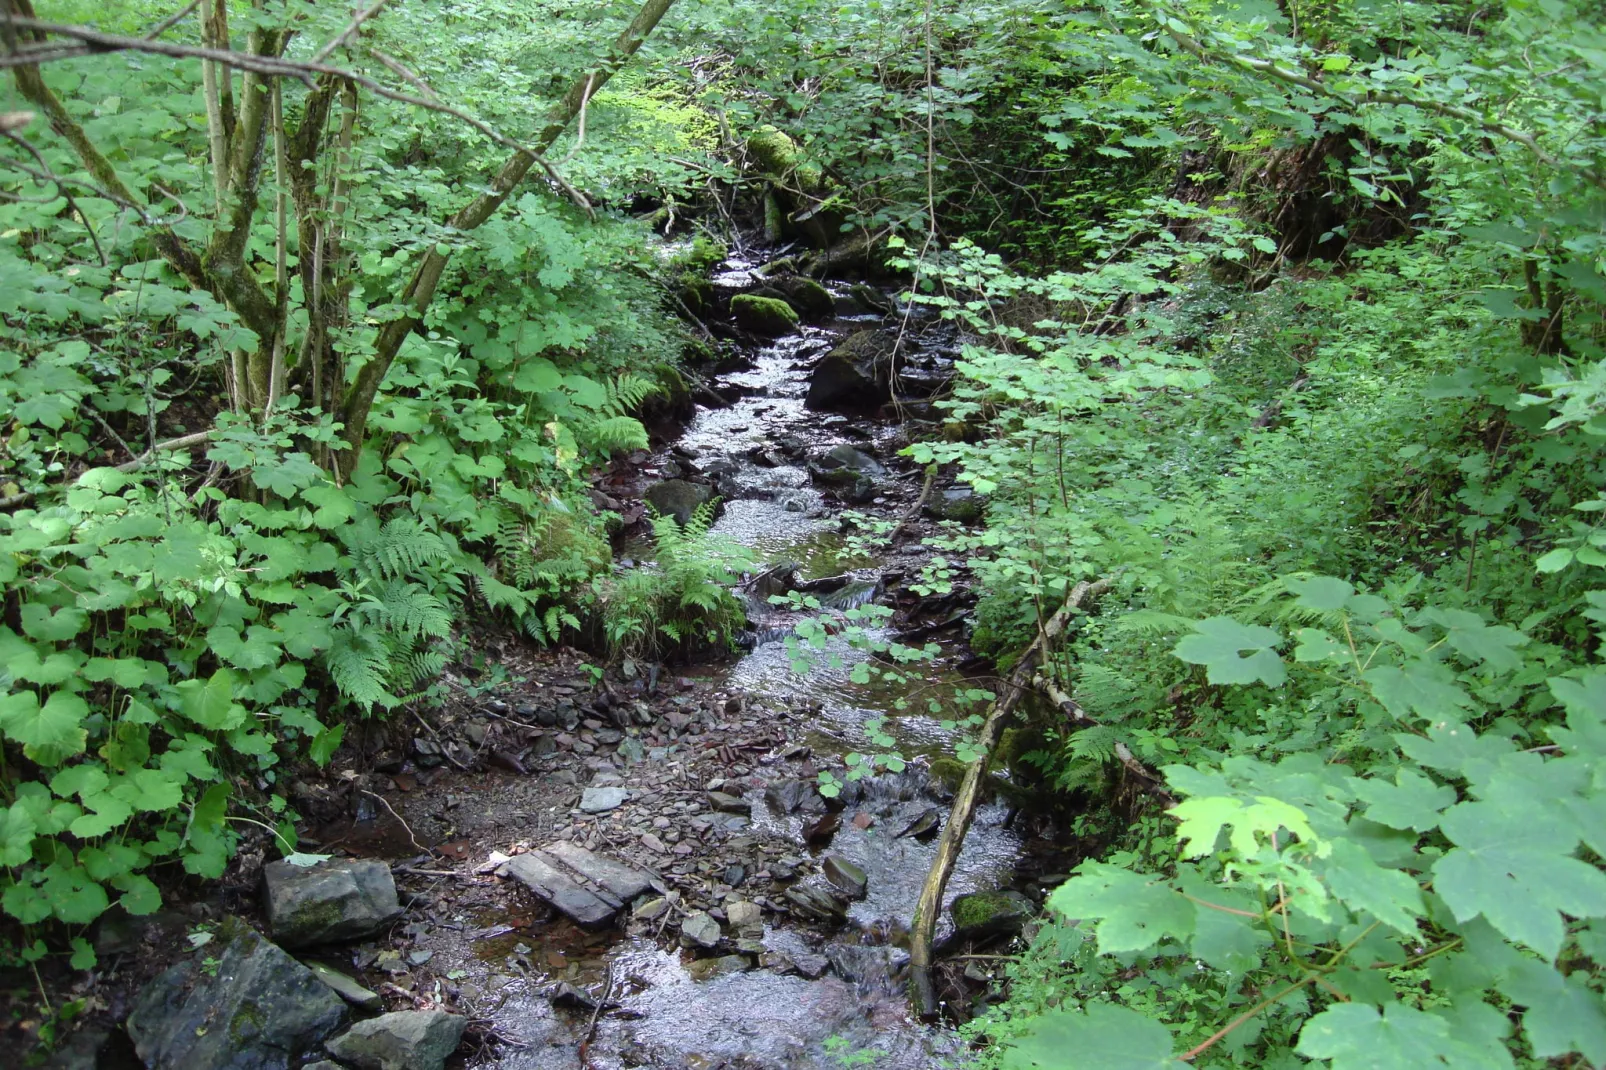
[{"xmin": 497, "ymin": 842, "xmax": 654, "ymax": 927}]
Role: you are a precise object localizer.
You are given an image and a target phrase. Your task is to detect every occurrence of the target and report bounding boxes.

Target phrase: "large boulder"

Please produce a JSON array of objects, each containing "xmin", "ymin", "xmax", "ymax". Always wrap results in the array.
[
  {"xmin": 924, "ymin": 486, "xmax": 986, "ymax": 524},
  {"xmin": 643, "ymin": 478, "xmax": 713, "ymax": 528},
  {"xmin": 805, "ymin": 331, "xmax": 894, "ymax": 412},
  {"xmin": 730, "ymin": 294, "xmax": 799, "ymax": 337},
  {"xmin": 126, "ymin": 919, "xmax": 346, "ymax": 1070},
  {"xmin": 262, "ymin": 858, "xmax": 401, "ymax": 948},
  {"xmin": 325, "ymin": 1011, "xmax": 466, "ymax": 1070},
  {"xmin": 808, "ymin": 445, "xmax": 887, "ymax": 504}
]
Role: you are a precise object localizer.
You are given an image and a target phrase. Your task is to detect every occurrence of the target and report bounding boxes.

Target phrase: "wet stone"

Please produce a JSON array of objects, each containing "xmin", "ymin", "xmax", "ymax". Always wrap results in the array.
[
  {"xmin": 681, "ymin": 911, "xmax": 722, "ymax": 948},
  {"xmin": 726, "ymin": 899, "xmax": 763, "ymax": 934},
  {"xmin": 707, "ymin": 790, "xmax": 750, "ymax": 814},
  {"xmin": 497, "ymin": 842, "xmax": 654, "ymax": 928},
  {"xmin": 306, "ymin": 961, "xmax": 382, "ymax": 1010},
  {"xmin": 262, "ymin": 858, "xmax": 402, "ymax": 948},
  {"xmin": 822, "ymin": 854, "xmax": 868, "ymax": 900},
  {"xmin": 687, "ymin": 954, "xmax": 752, "ymax": 981},
  {"xmin": 324, "ymin": 1010, "xmax": 467, "ymax": 1070}
]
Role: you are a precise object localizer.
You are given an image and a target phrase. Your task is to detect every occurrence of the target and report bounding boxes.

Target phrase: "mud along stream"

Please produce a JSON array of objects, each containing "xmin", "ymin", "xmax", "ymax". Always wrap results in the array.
[{"xmin": 308, "ymin": 253, "xmax": 1048, "ymax": 1069}]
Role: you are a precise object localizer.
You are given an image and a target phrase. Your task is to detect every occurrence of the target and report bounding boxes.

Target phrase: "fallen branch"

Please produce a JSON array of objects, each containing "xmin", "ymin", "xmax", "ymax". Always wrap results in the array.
[
  {"xmin": 907, "ymin": 575, "xmax": 1110, "ymax": 1020},
  {"xmin": 889, "ymin": 463, "xmax": 936, "ymax": 547},
  {"xmin": 1034, "ymin": 673, "xmax": 1173, "ymax": 801}
]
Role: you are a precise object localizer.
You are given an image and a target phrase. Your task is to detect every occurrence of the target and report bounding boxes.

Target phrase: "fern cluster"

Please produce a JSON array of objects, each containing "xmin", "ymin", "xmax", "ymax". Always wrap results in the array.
[{"xmin": 596, "ymin": 501, "xmax": 756, "ymax": 659}]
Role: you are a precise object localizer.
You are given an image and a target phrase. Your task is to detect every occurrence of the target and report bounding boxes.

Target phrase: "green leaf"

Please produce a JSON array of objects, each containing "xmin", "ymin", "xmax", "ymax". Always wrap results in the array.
[
  {"xmin": 1001, "ymin": 1003, "xmax": 1186, "ymax": 1069},
  {"xmin": 1352, "ymin": 769, "xmax": 1456, "ymax": 831},
  {"xmin": 1286, "ymin": 575, "xmax": 1354, "ymax": 611},
  {"xmin": 69, "ymin": 936, "xmax": 96, "ymax": 970},
  {"xmin": 1535, "ymin": 547, "xmax": 1575, "ymax": 573},
  {"xmin": 1297, "ymin": 1004, "xmax": 1471, "ymax": 1069},
  {"xmin": 1422, "ymin": 608, "xmax": 1527, "ymax": 673},
  {"xmin": 1046, "ymin": 863, "xmax": 1195, "ymax": 953},
  {"xmin": 1500, "ymin": 957, "xmax": 1606, "ymax": 1063},
  {"xmin": 0, "ymin": 690, "xmax": 89, "ymax": 765},
  {"xmin": 1173, "ymin": 617, "xmax": 1285, "ymax": 686},
  {"xmin": 0, "ymin": 802, "xmax": 37, "ymax": 866},
  {"xmin": 1171, "ymin": 795, "xmax": 1318, "ymax": 859},
  {"xmin": 40, "ymin": 863, "xmax": 109, "ymax": 924},
  {"xmin": 177, "ymin": 668, "xmax": 245, "ymax": 730},
  {"xmin": 1321, "ymin": 838, "xmax": 1425, "ymax": 936},
  {"xmin": 116, "ymin": 872, "xmax": 162, "ymax": 916},
  {"xmin": 1364, "ymin": 660, "xmax": 1473, "ymax": 722},
  {"xmin": 1434, "ymin": 801, "xmax": 1606, "ymax": 959}
]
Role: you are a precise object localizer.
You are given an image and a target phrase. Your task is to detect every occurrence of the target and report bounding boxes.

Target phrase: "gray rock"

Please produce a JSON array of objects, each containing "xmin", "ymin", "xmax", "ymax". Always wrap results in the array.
[
  {"xmin": 306, "ymin": 961, "xmax": 382, "ymax": 1010},
  {"xmin": 707, "ymin": 791, "xmax": 750, "ymax": 814},
  {"xmin": 763, "ymin": 948, "xmax": 831, "ymax": 980},
  {"xmin": 579, "ymin": 786, "xmax": 628, "ymax": 813},
  {"xmin": 822, "ymin": 854, "xmax": 868, "ymax": 900},
  {"xmin": 950, "ymin": 890, "xmax": 1035, "ymax": 942},
  {"xmin": 643, "ymin": 479, "xmax": 714, "ymax": 528},
  {"xmin": 686, "ymin": 954, "xmax": 752, "ymax": 981},
  {"xmin": 783, "ymin": 883, "xmax": 848, "ymax": 921},
  {"xmin": 498, "ymin": 842, "xmax": 655, "ymax": 928},
  {"xmin": 808, "ymin": 445, "xmax": 887, "ymax": 504},
  {"xmin": 764, "ymin": 779, "xmax": 821, "ymax": 815},
  {"xmin": 126, "ymin": 919, "xmax": 345, "ymax": 1070},
  {"xmin": 262, "ymin": 858, "xmax": 401, "ymax": 948},
  {"xmin": 805, "ymin": 330, "xmax": 894, "ymax": 412},
  {"xmin": 325, "ymin": 1010, "xmax": 466, "ymax": 1070},
  {"xmin": 680, "ymin": 911, "xmax": 722, "ymax": 949}
]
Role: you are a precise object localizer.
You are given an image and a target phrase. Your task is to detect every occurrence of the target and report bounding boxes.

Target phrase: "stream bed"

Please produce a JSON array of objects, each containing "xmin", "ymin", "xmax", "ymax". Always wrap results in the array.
[{"xmin": 347, "ymin": 254, "xmax": 1029, "ymax": 1069}]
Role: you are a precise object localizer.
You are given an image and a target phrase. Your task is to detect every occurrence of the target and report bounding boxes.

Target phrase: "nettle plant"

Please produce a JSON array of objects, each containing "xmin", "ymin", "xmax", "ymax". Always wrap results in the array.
[{"xmin": 990, "ymin": 573, "xmax": 1606, "ymax": 1068}]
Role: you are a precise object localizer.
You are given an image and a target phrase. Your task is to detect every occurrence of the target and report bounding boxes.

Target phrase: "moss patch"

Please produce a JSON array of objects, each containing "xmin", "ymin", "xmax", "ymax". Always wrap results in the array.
[
  {"xmin": 731, "ymin": 294, "xmax": 799, "ymax": 337},
  {"xmin": 928, "ymin": 757, "xmax": 968, "ymax": 792}
]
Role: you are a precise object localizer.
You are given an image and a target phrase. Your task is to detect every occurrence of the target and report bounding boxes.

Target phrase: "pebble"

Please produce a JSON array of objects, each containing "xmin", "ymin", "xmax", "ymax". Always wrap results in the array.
[{"xmin": 680, "ymin": 911, "xmax": 722, "ymax": 948}]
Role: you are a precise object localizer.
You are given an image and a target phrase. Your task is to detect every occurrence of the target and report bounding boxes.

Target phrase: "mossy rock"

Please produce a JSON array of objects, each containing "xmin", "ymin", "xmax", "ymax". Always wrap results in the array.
[
  {"xmin": 731, "ymin": 294, "xmax": 799, "ymax": 337},
  {"xmin": 928, "ymin": 757, "xmax": 968, "ymax": 793},
  {"xmin": 993, "ymin": 726, "xmax": 1046, "ymax": 782},
  {"xmin": 641, "ymin": 362, "xmax": 693, "ymax": 421},
  {"xmin": 746, "ymin": 124, "xmax": 800, "ymax": 175},
  {"xmin": 950, "ymin": 890, "xmax": 1034, "ymax": 941},
  {"xmin": 675, "ymin": 275, "xmax": 714, "ymax": 317}
]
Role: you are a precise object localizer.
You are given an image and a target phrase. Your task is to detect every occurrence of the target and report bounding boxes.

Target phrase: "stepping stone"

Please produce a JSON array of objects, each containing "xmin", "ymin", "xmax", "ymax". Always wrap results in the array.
[
  {"xmin": 263, "ymin": 858, "xmax": 402, "ymax": 948},
  {"xmin": 497, "ymin": 842, "xmax": 654, "ymax": 928}
]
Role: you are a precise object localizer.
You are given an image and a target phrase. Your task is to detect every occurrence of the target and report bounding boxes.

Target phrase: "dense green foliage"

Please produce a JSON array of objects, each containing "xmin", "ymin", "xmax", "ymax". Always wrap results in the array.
[{"xmin": 5, "ymin": 0, "xmax": 1606, "ymax": 1065}]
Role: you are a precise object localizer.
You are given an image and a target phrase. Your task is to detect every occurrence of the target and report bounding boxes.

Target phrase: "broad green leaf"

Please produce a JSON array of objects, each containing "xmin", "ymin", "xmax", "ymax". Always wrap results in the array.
[
  {"xmin": 115, "ymin": 873, "xmax": 162, "ymax": 916},
  {"xmin": 1297, "ymin": 1004, "xmax": 1469, "ymax": 1069},
  {"xmin": 177, "ymin": 668, "xmax": 245, "ymax": 730},
  {"xmin": 1321, "ymin": 838, "xmax": 1425, "ymax": 936},
  {"xmin": 1434, "ymin": 801, "xmax": 1606, "ymax": 958},
  {"xmin": 0, "ymin": 802, "xmax": 37, "ymax": 866},
  {"xmin": 0, "ymin": 690, "xmax": 89, "ymax": 764},
  {"xmin": 1286, "ymin": 575, "xmax": 1354, "ymax": 611},
  {"xmin": 40, "ymin": 863, "xmax": 109, "ymax": 924},
  {"xmin": 1422, "ymin": 608, "xmax": 1527, "ymax": 673},
  {"xmin": 1352, "ymin": 769, "xmax": 1456, "ymax": 831},
  {"xmin": 1364, "ymin": 660, "xmax": 1473, "ymax": 722},
  {"xmin": 1173, "ymin": 617, "xmax": 1285, "ymax": 687},
  {"xmin": 1047, "ymin": 863, "xmax": 1195, "ymax": 953},
  {"xmin": 1500, "ymin": 957, "xmax": 1606, "ymax": 1062},
  {"xmin": 1001, "ymin": 1003, "xmax": 1186, "ymax": 1070}
]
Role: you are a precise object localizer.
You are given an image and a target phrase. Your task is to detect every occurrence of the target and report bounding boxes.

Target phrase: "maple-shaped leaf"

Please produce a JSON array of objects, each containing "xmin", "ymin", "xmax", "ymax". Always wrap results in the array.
[
  {"xmin": 1000, "ymin": 1003, "xmax": 1186, "ymax": 1070},
  {"xmin": 1364, "ymin": 659, "xmax": 1473, "ymax": 722},
  {"xmin": 1352, "ymin": 768, "xmax": 1456, "ymax": 831},
  {"xmin": 0, "ymin": 690, "xmax": 89, "ymax": 766},
  {"xmin": 1171, "ymin": 795, "xmax": 1318, "ymax": 859},
  {"xmin": 1434, "ymin": 801, "xmax": 1606, "ymax": 959},
  {"xmin": 1047, "ymin": 863, "xmax": 1195, "ymax": 953},
  {"xmin": 1297, "ymin": 1003, "xmax": 1510, "ymax": 1070},
  {"xmin": 1173, "ymin": 617, "xmax": 1285, "ymax": 686}
]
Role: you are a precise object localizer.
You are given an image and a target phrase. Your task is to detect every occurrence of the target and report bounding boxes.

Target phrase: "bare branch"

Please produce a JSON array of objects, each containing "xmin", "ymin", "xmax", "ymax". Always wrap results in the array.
[
  {"xmin": 311, "ymin": 0, "xmax": 393, "ymax": 64},
  {"xmin": 370, "ymin": 48, "xmax": 438, "ymax": 104},
  {"xmin": 144, "ymin": 0, "xmax": 199, "ymax": 41}
]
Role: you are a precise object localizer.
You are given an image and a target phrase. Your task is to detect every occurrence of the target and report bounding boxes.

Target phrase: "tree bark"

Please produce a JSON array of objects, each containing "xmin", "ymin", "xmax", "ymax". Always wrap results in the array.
[{"xmin": 336, "ymin": 0, "xmax": 679, "ymax": 473}]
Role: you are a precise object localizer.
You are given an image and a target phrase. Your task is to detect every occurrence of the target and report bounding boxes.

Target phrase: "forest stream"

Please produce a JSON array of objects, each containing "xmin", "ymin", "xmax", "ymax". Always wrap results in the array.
[{"xmin": 294, "ymin": 248, "xmax": 1049, "ymax": 1070}]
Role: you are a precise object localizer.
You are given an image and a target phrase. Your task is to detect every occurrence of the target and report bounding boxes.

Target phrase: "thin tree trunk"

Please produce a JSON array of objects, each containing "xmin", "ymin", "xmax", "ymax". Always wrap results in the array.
[
  {"xmin": 907, "ymin": 576, "xmax": 1109, "ymax": 1020},
  {"xmin": 337, "ymin": 0, "xmax": 678, "ymax": 473}
]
